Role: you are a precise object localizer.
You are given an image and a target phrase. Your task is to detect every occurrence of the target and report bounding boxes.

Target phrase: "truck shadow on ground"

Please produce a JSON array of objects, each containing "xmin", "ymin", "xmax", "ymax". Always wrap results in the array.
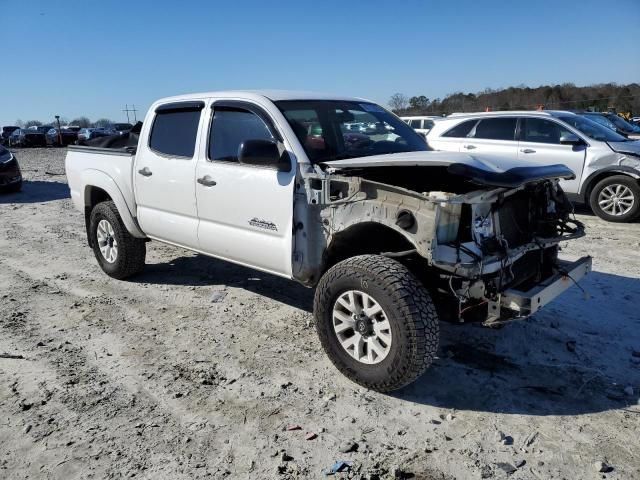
[
  {"xmin": 396, "ymin": 270, "xmax": 640, "ymax": 416},
  {"xmin": 0, "ymin": 180, "xmax": 70, "ymax": 204},
  {"xmin": 135, "ymin": 254, "xmax": 639, "ymax": 416},
  {"xmin": 134, "ymin": 254, "xmax": 314, "ymax": 312}
]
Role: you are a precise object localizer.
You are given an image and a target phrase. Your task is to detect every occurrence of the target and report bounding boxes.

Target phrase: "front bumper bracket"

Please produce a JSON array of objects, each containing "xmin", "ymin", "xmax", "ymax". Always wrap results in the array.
[{"xmin": 485, "ymin": 256, "xmax": 592, "ymax": 324}]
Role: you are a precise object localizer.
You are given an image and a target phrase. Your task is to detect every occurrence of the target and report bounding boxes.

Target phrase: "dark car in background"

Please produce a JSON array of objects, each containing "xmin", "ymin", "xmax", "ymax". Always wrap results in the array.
[
  {"xmin": 1, "ymin": 126, "xmax": 20, "ymax": 145},
  {"xmin": 46, "ymin": 128, "xmax": 78, "ymax": 146},
  {"xmin": 0, "ymin": 145, "xmax": 22, "ymax": 192},
  {"xmin": 112, "ymin": 123, "xmax": 133, "ymax": 135},
  {"xmin": 77, "ymin": 127, "xmax": 116, "ymax": 144},
  {"xmin": 579, "ymin": 112, "xmax": 640, "ymax": 138},
  {"xmin": 8, "ymin": 128, "xmax": 47, "ymax": 147}
]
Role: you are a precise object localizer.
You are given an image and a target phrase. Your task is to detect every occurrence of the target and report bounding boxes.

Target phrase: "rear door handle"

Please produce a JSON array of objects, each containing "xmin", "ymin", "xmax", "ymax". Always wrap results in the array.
[
  {"xmin": 463, "ymin": 144, "xmax": 476, "ymax": 150},
  {"xmin": 197, "ymin": 175, "xmax": 217, "ymax": 187},
  {"xmin": 137, "ymin": 167, "xmax": 152, "ymax": 177},
  {"xmin": 520, "ymin": 148, "xmax": 536, "ymax": 154}
]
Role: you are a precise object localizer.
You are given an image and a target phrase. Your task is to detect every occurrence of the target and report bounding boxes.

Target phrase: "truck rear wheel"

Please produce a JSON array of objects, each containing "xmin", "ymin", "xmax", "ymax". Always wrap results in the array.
[
  {"xmin": 314, "ymin": 255, "xmax": 439, "ymax": 392},
  {"xmin": 589, "ymin": 175, "xmax": 640, "ymax": 222},
  {"xmin": 89, "ymin": 201, "xmax": 146, "ymax": 279}
]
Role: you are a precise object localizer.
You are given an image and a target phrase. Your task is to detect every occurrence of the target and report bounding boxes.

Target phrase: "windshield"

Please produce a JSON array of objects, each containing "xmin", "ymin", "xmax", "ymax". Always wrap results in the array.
[
  {"xmin": 558, "ymin": 115, "xmax": 629, "ymax": 142},
  {"xmin": 275, "ymin": 100, "xmax": 428, "ymax": 163},
  {"xmin": 583, "ymin": 114, "xmax": 615, "ymax": 130},
  {"xmin": 606, "ymin": 114, "xmax": 640, "ymax": 133}
]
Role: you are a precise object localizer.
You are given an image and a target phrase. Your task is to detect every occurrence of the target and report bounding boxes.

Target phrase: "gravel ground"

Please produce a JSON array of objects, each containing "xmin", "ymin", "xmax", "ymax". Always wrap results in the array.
[{"xmin": 1, "ymin": 147, "xmax": 639, "ymax": 480}]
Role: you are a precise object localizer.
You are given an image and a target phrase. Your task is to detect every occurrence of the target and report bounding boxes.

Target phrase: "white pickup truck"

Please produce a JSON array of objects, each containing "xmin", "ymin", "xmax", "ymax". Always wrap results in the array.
[{"xmin": 66, "ymin": 90, "xmax": 591, "ymax": 392}]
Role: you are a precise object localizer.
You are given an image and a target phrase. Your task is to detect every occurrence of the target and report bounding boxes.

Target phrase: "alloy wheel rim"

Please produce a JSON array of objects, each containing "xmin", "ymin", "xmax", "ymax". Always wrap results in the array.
[
  {"xmin": 332, "ymin": 290, "xmax": 392, "ymax": 365},
  {"xmin": 96, "ymin": 219, "xmax": 118, "ymax": 263},
  {"xmin": 598, "ymin": 184, "xmax": 635, "ymax": 216}
]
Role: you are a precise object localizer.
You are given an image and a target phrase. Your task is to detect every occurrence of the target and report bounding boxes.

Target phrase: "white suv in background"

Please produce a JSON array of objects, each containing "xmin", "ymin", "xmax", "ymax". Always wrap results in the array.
[
  {"xmin": 427, "ymin": 111, "xmax": 640, "ymax": 222},
  {"xmin": 401, "ymin": 116, "xmax": 441, "ymax": 138}
]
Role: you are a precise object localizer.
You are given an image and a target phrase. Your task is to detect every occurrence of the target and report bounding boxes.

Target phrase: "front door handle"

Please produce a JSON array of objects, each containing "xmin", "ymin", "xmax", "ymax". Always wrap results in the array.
[
  {"xmin": 463, "ymin": 144, "xmax": 476, "ymax": 150},
  {"xmin": 138, "ymin": 167, "xmax": 152, "ymax": 177},
  {"xmin": 520, "ymin": 148, "xmax": 536, "ymax": 154},
  {"xmin": 197, "ymin": 175, "xmax": 217, "ymax": 187}
]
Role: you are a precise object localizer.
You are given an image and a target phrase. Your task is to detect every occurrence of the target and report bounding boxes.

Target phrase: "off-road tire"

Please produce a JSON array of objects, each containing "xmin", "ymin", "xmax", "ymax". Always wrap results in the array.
[
  {"xmin": 589, "ymin": 175, "xmax": 640, "ymax": 223},
  {"xmin": 314, "ymin": 254, "xmax": 439, "ymax": 392},
  {"xmin": 89, "ymin": 201, "xmax": 146, "ymax": 279}
]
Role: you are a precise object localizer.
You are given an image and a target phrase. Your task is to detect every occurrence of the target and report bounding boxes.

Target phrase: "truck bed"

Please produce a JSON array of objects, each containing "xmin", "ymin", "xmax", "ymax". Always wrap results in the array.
[{"xmin": 65, "ymin": 145, "xmax": 137, "ymax": 218}]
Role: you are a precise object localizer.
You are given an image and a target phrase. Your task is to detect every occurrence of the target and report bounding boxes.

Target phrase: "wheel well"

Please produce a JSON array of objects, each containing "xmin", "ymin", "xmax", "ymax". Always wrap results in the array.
[
  {"xmin": 84, "ymin": 186, "xmax": 112, "ymax": 247},
  {"xmin": 582, "ymin": 171, "xmax": 640, "ymax": 202},
  {"xmin": 323, "ymin": 222, "xmax": 418, "ymax": 273}
]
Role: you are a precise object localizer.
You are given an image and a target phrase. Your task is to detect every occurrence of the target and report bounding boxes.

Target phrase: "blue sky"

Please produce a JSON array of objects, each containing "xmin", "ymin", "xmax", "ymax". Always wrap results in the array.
[{"xmin": 1, "ymin": 0, "xmax": 639, "ymax": 126}]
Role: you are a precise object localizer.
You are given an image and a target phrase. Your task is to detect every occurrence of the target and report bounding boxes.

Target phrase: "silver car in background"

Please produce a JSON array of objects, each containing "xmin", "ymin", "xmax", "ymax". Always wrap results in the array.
[{"xmin": 427, "ymin": 111, "xmax": 640, "ymax": 222}]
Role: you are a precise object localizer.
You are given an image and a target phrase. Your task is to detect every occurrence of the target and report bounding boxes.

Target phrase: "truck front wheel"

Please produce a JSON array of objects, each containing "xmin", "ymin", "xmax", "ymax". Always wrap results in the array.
[
  {"xmin": 314, "ymin": 255, "xmax": 439, "ymax": 392},
  {"xmin": 89, "ymin": 201, "xmax": 146, "ymax": 279}
]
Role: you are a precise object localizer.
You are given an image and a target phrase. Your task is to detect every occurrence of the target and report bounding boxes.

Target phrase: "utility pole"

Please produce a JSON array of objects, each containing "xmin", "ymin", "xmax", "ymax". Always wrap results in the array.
[
  {"xmin": 123, "ymin": 104, "xmax": 139, "ymax": 124},
  {"xmin": 55, "ymin": 115, "xmax": 62, "ymax": 146}
]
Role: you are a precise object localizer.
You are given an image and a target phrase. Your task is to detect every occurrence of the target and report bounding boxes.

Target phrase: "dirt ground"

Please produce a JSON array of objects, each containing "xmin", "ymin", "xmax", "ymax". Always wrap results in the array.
[{"xmin": 1, "ymin": 147, "xmax": 639, "ymax": 480}]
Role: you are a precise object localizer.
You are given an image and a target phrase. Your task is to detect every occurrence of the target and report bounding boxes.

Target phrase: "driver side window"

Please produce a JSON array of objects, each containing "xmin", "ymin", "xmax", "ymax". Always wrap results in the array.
[{"xmin": 209, "ymin": 108, "xmax": 274, "ymax": 163}]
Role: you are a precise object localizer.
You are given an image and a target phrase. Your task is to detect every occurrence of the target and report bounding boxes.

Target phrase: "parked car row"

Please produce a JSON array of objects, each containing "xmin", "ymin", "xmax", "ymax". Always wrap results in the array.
[
  {"xmin": 0, "ymin": 123, "xmax": 134, "ymax": 147},
  {"xmin": 424, "ymin": 110, "xmax": 640, "ymax": 222}
]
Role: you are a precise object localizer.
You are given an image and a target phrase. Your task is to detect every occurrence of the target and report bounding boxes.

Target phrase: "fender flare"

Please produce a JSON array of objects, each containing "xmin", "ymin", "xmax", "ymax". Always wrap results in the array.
[
  {"xmin": 81, "ymin": 169, "xmax": 146, "ymax": 238},
  {"xmin": 579, "ymin": 166, "xmax": 640, "ymax": 202}
]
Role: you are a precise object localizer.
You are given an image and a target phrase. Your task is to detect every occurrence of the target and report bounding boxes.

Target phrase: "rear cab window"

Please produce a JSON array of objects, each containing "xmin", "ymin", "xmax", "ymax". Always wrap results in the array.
[{"xmin": 149, "ymin": 101, "xmax": 204, "ymax": 157}]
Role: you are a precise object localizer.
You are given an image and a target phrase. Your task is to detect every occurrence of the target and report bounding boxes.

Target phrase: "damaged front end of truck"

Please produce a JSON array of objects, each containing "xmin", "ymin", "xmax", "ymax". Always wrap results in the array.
[{"xmin": 294, "ymin": 153, "xmax": 591, "ymax": 325}]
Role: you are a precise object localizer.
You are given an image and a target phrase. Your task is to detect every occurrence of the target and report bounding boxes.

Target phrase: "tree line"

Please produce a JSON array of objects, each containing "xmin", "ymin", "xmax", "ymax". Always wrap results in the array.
[
  {"xmin": 389, "ymin": 83, "xmax": 640, "ymax": 116},
  {"xmin": 13, "ymin": 117, "xmax": 116, "ymax": 129}
]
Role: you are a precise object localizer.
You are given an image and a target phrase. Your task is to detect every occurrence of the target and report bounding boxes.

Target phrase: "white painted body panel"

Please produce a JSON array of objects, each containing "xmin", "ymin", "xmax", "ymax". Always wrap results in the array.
[
  {"xmin": 132, "ymin": 97, "xmax": 209, "ymax": 248},
  {"xmin": 194, "ymin": 97, "xmax": 296, "ymax": 277},
  {"xmin": 65, "ymin": 149, "xmax": 145, "ymax": 237}
]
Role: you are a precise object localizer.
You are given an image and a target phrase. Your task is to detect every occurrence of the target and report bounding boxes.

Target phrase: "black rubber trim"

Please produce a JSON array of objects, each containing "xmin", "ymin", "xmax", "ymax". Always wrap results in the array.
[
  {"xmin": 155, "ymin": 101, "xmax": 205, "ymax": 113},
  {"xmin": 211, "ymin": 100, "xmax": 283, "ymax": 142}
]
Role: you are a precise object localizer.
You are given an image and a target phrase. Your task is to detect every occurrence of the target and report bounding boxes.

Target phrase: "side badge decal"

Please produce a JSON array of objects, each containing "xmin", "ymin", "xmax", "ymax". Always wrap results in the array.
[{"xmin": 249, "ymin": 218, "xmax": 278, "ymax": 231}]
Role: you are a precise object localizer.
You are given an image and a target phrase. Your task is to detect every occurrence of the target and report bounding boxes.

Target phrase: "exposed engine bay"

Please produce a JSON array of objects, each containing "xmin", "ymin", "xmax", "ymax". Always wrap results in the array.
[{"xmin": 292, "ymin": 160, "xmax": 590, "ymax": 325}]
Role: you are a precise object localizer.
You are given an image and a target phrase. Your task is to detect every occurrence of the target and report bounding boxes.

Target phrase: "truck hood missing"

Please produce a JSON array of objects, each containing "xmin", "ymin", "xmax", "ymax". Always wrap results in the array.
[{"xmin": 322, "ymin": 151, "xmax": 575, "ymax": 188}]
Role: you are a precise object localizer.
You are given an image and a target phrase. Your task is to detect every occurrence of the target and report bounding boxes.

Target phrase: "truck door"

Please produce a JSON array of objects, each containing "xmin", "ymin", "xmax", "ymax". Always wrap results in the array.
[
  {"xmin": 134, "ymin": 101, "xmax": 204, "ymax": 248},
  {"xmin": 517, "ymin": 117, "xmax": 586, "ymax": 194},
  {"xmin": 194, "ymin": 100, "xmax": 296, "ymax": 277}
]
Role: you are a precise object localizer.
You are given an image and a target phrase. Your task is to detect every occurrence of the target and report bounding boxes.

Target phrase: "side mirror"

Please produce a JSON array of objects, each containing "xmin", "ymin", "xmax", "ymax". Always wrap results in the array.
[
  {"xmin": 559, "ymin": 133, "xmax": 583, "ymax": 145},
  {"xmin": 238, "ymin": 139, "xmax": 290, "ymax": 172}
]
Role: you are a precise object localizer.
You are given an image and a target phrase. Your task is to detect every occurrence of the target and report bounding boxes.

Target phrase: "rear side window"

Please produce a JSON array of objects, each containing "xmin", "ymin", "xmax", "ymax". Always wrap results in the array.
[
  {"xmin": 520, "ymin": 118, "xmax": 572, "ymax": 144},
  {"xmin": 442, "ymin": 119, "xmax": 477, "ymax": 138},
  {"xmin": 149, "ymin": 105, "xmax": 202, "ymax": 157},
  {"xmin": 473, "ymin": 118, "xmax": 517, "ymax": 140},
  {"xmin": 209, "ymin": 108, "xmax": 274, "ymax": 163},
  {"xmin": 422, "ymin": 120, "xmax": 434, "ymax": 130},
  {"xmin": 409, "ymin": 119, "xmax": 421, "ymax": 128}
]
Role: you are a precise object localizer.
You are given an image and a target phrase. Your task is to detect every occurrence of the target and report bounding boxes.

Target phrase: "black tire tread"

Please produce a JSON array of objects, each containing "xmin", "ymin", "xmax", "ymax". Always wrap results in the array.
[
  {"xmin": 90, "ymin": 201, "xmax": 146, "ymax": 279},
  {"xmin": 314, "ymin": 254, "xmax": 439, "ymax": 392}
]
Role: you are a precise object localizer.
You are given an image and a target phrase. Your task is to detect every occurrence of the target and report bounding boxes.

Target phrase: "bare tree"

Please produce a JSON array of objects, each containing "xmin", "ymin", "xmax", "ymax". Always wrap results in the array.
[
  {"xmin": 14, "ymin": 119, "xmax": 24, "ymax": 128},
  {"xmin": 70, "ymin": 117, "xmax": 91, "ymax": 128},
  {"xmin": 93, "ymin": 118, "xmax": 113, "ymax": 128},
  {"xmin": 24, "ymin": 120, "xmax": 43, "ymax": 128},
  {"xmin": 388, "ymin": 93, "xmax": 409, "ymax": 112}
]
